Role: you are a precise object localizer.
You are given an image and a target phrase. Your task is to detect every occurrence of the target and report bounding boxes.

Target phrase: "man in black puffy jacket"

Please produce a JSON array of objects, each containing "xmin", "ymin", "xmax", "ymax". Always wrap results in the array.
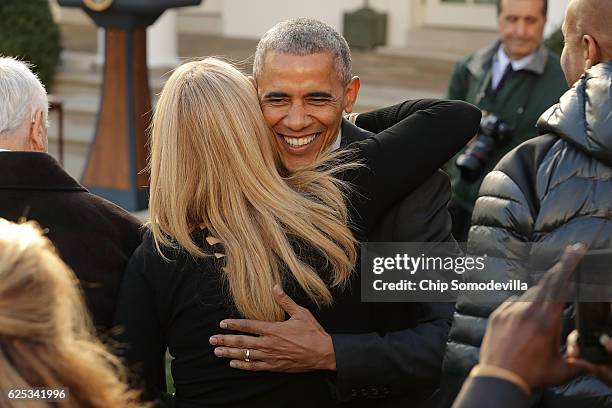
[{"xmin": 440, "ymin": 0, "xmax": 612, "ymax": 406}]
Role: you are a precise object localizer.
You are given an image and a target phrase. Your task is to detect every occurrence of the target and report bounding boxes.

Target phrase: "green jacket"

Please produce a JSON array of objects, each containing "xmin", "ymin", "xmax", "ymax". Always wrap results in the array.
[{"xmin": 445, "ymin": 41, "xmax": 567, "ymax": 211}]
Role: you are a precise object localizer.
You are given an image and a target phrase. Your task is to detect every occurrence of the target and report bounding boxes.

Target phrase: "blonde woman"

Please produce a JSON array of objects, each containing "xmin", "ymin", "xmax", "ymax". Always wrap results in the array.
[
  {"xmin": 114, "ymin": 58, "xmax": 480, "ymax": 407},
  {"xmin": 0, "ymin": 219, "xmax": 147, "ymax": 408}
]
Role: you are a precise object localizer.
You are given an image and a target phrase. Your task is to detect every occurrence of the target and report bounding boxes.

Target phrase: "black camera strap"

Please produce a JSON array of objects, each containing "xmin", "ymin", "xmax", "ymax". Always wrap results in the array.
[
  {"xmin": 490, "ymin": 63, "xmax": 515, "ymax": 96},
  {"xmin": 476, "ymin": 66, "xmax": 539, "ymax": 132}
]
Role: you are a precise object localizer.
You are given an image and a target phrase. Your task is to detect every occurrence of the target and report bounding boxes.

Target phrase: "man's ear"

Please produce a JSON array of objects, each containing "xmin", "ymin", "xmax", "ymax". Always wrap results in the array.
[
  {"xmin": 28, "ymin": 110, "xmax": 46, "ymax": 152},
  {"xmin": 582, "ymin": 34, "xmax": 601, "ymax": 71},
  {"xmin": 343, "ymin": 76, "xmax": 361, "ymax": 114}
]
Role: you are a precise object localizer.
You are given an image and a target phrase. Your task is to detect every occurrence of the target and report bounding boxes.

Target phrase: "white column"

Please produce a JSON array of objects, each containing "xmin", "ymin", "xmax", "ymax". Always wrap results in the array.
[
  {"xmin": 371, "ymin": 0, "xmax": 411, "ymax": 48},
  {"xmin": 97, "ymin": 28, "xmax": 105, "ymax": 66},
  {"xmin": 48, "ymin": 0, "xmax": 61, "ymax": 22},
  {"xmin": 147, "ymin": 10, "xmax": 180, "ymax": 68},
  {"xmin": 545, "ymin": 0, "xmax": 570, "ymax": 36}
]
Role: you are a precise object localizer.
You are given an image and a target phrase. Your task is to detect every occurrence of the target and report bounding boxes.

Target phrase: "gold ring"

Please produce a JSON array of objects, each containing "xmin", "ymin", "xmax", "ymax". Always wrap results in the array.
[{"xmin": 244, "ymin": 349, "xmax": 251, "ymax": 362}]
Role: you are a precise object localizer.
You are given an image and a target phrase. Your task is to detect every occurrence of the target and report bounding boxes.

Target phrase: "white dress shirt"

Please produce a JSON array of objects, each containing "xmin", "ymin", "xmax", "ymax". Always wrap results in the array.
[{"xmin": 491, "ymin": 46, "xmax": 537, "ymax": 90}]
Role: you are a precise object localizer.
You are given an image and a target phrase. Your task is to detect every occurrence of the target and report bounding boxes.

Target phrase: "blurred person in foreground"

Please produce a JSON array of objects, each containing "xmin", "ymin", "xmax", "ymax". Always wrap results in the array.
[
  {"xmin": 0, "ymin": 57, "xmax": 142, "ymax": 334},
  {"xmin": 445, "ymin": 0, "xmax": 567, "ymax": 241},
  {"xmin": 209, "ymin": 18, "xmax": 462, "ymax": 407},
  {"xmin": 0, "ymin": 219, "xmax": 147, "ymax": 408},
  {"xmin": 113, "ymin": 57, "xmax": 480, "ymax": 407},
  {"xmin": 452, "ymin": 244, "xmax": 612, "ymax": 408},
  {"xmin": 441, "ymin": 0, "xmax": 612, "ymax": 406}
]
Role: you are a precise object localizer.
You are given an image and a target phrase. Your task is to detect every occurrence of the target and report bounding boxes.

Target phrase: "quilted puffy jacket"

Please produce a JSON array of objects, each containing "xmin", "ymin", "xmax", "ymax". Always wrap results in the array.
[{"xmin": 439, "ymin": 61, "xmax": 612, "ymax": 408}]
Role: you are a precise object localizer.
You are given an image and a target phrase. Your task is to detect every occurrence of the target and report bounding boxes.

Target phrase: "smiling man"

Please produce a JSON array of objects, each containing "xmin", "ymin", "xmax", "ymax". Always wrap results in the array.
[
  {"xmin": 256, "ymin": 50, "xmax": 358, "ymax": 172},
  {"xmin": 444, "ymin": 0, "xmax": 567, "ymax": 242},
  {"xmin": 210, "ymin": 18, "xmax": 463, "ymax": 407}
]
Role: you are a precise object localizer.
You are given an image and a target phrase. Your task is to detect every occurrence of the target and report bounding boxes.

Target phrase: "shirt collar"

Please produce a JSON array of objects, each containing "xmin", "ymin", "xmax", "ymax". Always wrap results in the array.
[
  {"xmin": 467, "ymin": 40, "xmax": 549, "ymax": 77},
  {"xmin": 496, "ymin": 44, "xmax": 537, "ymax": 71},
  {"xmin": 329, "ymin": 125, "xmax": 342, "ymax": 152}
]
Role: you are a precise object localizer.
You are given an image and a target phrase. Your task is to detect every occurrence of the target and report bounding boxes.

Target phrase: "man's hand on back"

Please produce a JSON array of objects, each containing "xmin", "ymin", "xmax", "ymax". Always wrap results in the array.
[{"xmin": 209, "ymin": 285, "xmax": 336, "ymax": 373}]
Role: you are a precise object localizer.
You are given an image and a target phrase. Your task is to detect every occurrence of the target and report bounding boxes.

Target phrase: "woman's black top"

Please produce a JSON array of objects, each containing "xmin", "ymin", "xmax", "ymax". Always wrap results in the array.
[{"xmin": 114, "ymin": 100, "xmax": 480, "ymax": 408}]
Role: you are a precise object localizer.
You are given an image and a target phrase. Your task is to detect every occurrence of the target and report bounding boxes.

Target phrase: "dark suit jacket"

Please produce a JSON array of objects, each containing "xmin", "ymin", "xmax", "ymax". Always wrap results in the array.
[
  {"xmin": 452, "ymin": 377, "xmax": 530, "ymax": 408},
  {"xmin": 0, "ymin": 152, "xmax": 142, "ymax": 332},
  {"xmin": 328, "ymin": 120, "xmax": 456, "ymax": 407}
]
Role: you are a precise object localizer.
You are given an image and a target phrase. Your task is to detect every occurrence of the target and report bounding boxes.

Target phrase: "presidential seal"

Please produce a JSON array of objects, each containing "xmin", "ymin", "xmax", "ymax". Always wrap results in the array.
[{"xmin": 83, "ymin": 0, "xmax": 113, "ymax": 12}]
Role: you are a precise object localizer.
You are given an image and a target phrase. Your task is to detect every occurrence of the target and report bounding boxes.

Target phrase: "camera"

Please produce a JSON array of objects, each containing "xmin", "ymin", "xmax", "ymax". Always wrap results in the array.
[
  {"xmin": 574, "ymin": 248, "xmax": 612, "ymax": 364},
  {"xmin": 455, "ymin": 113, "xmax": 513, "ymax": 182}
]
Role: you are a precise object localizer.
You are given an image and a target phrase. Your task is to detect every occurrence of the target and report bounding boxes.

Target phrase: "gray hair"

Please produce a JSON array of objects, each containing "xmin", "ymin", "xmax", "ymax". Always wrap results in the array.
[
  {"xmin": 253, "ymin": 18, "xmax": 352, "ymax": 85},
  {"xmin": 0, "ymin": 57, "xmax": 48, "ymax": 140}
]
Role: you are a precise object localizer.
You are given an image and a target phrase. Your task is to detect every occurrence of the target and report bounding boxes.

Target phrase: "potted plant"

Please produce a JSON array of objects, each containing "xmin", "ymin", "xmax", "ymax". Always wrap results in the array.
[{"xmin": 0, "ymin": 0, "xmax": 62, "ymax": 91}]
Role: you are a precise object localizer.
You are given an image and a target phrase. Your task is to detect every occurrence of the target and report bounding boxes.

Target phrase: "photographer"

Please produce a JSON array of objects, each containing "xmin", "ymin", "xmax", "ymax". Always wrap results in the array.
[{"xmin": 445, "ymin": 0, "xmax": 567, "ymax": 241}]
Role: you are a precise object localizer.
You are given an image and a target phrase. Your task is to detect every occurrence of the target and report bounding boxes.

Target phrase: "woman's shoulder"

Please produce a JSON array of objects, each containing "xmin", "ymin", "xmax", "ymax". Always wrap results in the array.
[
  {"xmin": 134, "ymin": 229, "xmax": 184, "ymax": 265},
  {"xmin": 119, "ymin": 229, "xmax": 232, "ymax": 334},
  {"xmin": 128, "ymin": 228, "xmax": 221, "ymax": 283}
]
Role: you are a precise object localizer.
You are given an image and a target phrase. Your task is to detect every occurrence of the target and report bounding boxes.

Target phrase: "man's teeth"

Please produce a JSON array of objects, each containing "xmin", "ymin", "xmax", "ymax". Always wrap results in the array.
[{"xmin": 283, "ymin": 134, "xmax": 317, "ymax": 147}]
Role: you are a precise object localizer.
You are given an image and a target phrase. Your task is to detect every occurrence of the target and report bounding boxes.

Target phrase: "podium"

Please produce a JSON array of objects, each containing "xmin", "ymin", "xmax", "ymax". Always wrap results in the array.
[{"xmin": 57, "ymin": 0, "xmax": 201, "ymax": 210}]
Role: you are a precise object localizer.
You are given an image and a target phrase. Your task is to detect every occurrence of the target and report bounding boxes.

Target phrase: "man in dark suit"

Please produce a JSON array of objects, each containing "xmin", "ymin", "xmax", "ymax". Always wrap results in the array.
[
  {"xmin": 0, "ymin": 57, "xmax": 142, "ymax": 333},
  {"xmin": 210, "ymin": 18, "xmax": 456, "ymax": 406}
]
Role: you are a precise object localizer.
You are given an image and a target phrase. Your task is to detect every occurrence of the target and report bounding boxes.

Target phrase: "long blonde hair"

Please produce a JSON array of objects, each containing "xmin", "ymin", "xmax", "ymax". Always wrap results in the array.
[
  {"xmin": 0, "ymin": 219, "xmax": 147, "ymax": 408},
  {"xmin": 148, "ymin": 58, "xmax": 357, "ymax": 321}
]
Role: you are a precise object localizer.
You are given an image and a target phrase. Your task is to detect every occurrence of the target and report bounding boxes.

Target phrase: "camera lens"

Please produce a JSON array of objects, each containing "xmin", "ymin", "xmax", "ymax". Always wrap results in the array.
[
  {"xmin": 456, "ymin": 153, "xmax": 482, "ymax": 182},
  {"xmin": 455, "ymin": 114, "xmax": 511, "ymax": 182}
]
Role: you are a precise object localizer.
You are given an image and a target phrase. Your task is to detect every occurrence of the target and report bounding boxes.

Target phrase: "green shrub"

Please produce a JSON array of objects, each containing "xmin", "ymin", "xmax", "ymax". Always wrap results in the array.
[
  {"xmin": 544, "ymin": 26, "xmax": 564, "ymax": 57},
  {"xmin": 0, "ymin": 0, "xmax": 62, "ymax": 91}
]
